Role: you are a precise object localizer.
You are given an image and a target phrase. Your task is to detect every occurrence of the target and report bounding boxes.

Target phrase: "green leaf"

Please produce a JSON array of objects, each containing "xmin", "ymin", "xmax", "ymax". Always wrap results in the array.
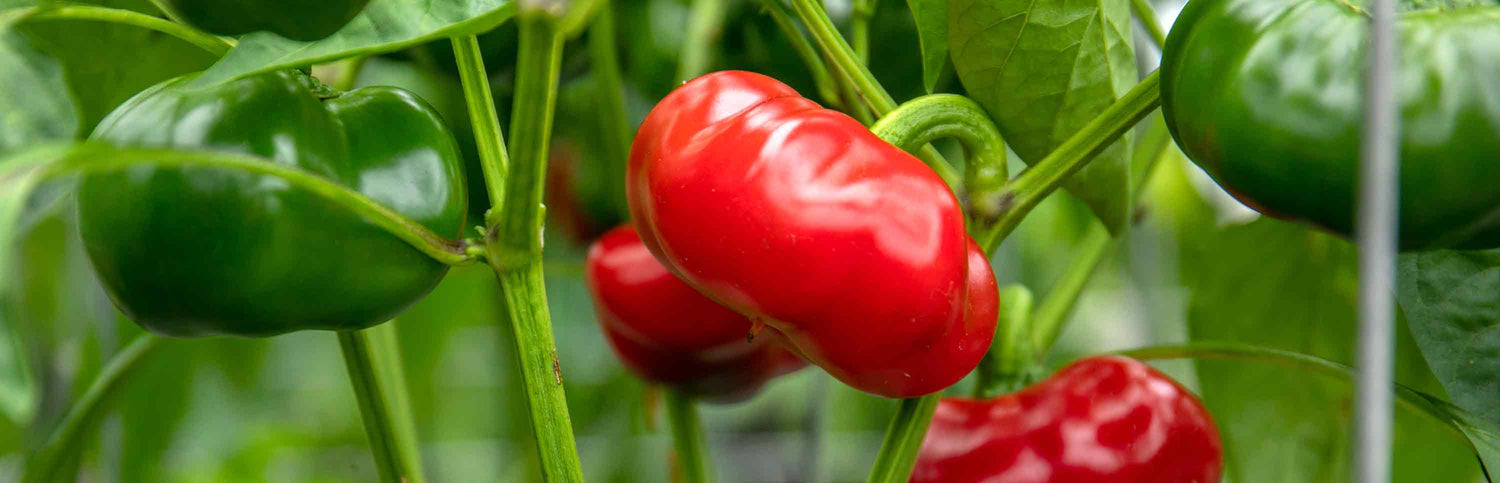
[
  {"xmin": 1182, "ymin": 218, "xmax": 1481, "ymax": 482},
  {"xmin": 906, "ymin": 0, "xmax": 946, "ymax": 93},
  {"xmin": 13, "ymin": 0, "xmax": 217, "ymax": 135},
  {"xmin": 1397, "ymin": 250, "xmax": 1500, "ymax": 428},
  {"xmin": 190, "ymin": 0, "xmax": 517, "ymax": 87},
  {"xmin": 948, "ymin": 0, "xmax": 1137, "ymax": 233},
  {"xmin": 0, "ymin": 29, "xmax": 75, "ymax": 155}
]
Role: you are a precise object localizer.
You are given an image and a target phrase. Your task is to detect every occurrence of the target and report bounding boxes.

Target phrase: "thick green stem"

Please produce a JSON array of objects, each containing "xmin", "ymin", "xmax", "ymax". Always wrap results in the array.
[
  {"xmin": 452, "ymin": 35, "xmax": 511, "ymax": 223},
  {"xmin": 678, "ymin": 0, "xmax": 729, "ymax": 81},
  {"xmin": 22, "ymin": 335, "xmax": 165, "ymax": 483},
  {"xmin": 976, "ymin": 70, "xmax": 1161, "ymax": 251},
  {"xmin": 483, "ymin": 8, "xmax": 585, "ymax": 481},
  {"xmin": 45, "ymin": 145, "xmax": 473, "ymax": 265},
  {"xmin": 666, "ymin": 390, "xmax": 714, "ymax": 483},
  {"xmin": 18, "ymin": 4, "xmax": 232, "ymax": 56},
  {"xmin": 1130, "ymin": 0, "xmax": 1167, "ymax": 49},
  {"xmin": 758, "ymin": 0, "xmax": 842, "ymax": 107},
  {"xmin": 488, "ymin": 263, "xmax": 583, "ymax": 481},
  {"xmin": 337, "ymin": 325, "xmax": 426, "ymax": 483},
  {"xmin": 869, "ymin": 94, "xmax": 1002, "ymax": 218},
  {"xmin": 864, "ymin": 394, "xmax": 940, "ymax": 483},
  {"xmin": 587, "ymin": 1, "xmax": 632, "ymax": 221}
]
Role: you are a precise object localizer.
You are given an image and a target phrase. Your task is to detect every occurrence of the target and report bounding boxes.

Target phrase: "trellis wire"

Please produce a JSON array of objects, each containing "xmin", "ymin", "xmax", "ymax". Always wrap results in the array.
[{"xmin": 1354, "ymin": 0, "xmax": 1398, "ymax": 480}]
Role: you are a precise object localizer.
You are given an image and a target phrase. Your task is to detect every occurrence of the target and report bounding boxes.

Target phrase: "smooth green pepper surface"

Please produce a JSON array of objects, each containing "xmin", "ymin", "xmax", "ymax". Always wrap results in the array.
[
  {"xmin": 1161, "ymin": 0, "xmax": 1500, "ymax": 250},
  {"xmin": 168, "ymin": 0, "xmax": 369, "ymax": 41},
  {"xmin": 78, "ymin": 70, "xmax": 468, "ymax": 337}
]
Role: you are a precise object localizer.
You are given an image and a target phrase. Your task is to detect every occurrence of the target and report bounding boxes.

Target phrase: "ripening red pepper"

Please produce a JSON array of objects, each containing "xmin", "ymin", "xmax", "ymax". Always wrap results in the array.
[
  {"xmin": 626, "ymin": 70, "xmax": 997, "ymax": 398},
  {"xmin": 911, "ymin": 356, "xmax": 1223, "ymax": 483},
  {"xmin": 585, "ymin": 226, "xmax": 805, "ymax": 402}
]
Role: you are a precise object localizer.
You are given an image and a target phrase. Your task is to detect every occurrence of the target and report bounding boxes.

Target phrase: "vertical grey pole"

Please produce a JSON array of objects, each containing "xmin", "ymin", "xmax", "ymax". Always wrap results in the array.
[{"xmin": 1355, "ymin": 0, "xmax": 1398, "ymax": 480}]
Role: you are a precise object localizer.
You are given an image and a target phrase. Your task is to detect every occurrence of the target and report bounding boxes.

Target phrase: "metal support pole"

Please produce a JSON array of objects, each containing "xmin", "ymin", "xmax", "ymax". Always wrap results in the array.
[{"xmin": 1354, "ymin": 0, "xmax": 1398, "ymax": 480}]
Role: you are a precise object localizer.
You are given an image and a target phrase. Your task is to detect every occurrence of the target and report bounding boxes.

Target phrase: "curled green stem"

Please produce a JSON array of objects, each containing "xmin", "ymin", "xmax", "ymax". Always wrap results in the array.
[
  {"xmin": 870, "ymin": 94, "xmax": 1004, "ymax": 222},
  {"xmin": 22, "ymin": 335, "xmax": 165, "ymax": 483},
  {"xmin": 976, "ymin": 71, "xmax": 1161, "ymax": 251},
  {"xmin": 15, "ymin": 3, "xmax": 233, "ymax": 56},
  {"xmin": 865, "ymin": 394, "xmax": 941, "ymax": 483},
  {"xmin": 337, "ymin": 325, "xmax": 426, "ymax": 483},
  {"xmin": 666, "ymin": 390, "xmax": 714, "ymax": 483},
  {"xmin": 44, "ymin": 145, "xmax": 473, "ymax": 265}
]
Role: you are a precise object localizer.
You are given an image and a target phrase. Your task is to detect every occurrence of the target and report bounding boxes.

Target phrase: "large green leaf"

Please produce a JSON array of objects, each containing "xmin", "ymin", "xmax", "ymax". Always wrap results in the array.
[
  {"xmin": 947, "ymin": 0, "xmax": 1136, "ymax": 233},
  {"xmin": 190, "ymin": 0, "xmax": 516, "ymax": 87},
  {"xmin": 1397, "ymin": 250, "xmax": 1500, "ymax": 428},
  {"xmin": 1182, "ymin": 218, "xmax": 1480, "ymax": 482},
  {"xmin": 13, "ymin": 0, "xmax": 216, "ymax": 135},
  {"xmin": 906, "ymin": 0, "xmax": 946, "ymax": 93},
  {"xmin": 0, "ymin": 29, "xmax": 75, "ymax": 155}
]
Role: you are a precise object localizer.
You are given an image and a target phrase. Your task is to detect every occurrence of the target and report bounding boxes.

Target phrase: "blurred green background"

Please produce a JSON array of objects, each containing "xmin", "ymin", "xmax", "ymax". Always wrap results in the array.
[{"xmin": 0, "ymin": 0, "xmax": 1487, "ymax": 481}]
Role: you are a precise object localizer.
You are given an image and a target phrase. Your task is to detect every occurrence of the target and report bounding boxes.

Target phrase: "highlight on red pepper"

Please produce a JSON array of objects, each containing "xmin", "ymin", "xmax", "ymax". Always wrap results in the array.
[
  {"xmin": 585, "ymin": 225, "xmax": 806, "ymax": 402},
  {"xmin": 626, "ymin": 70, "xmax": 998, "ymax": 398},
  {"xmin": 911, "ymin": 356, "xmax": 1223, "ymax": 483}
]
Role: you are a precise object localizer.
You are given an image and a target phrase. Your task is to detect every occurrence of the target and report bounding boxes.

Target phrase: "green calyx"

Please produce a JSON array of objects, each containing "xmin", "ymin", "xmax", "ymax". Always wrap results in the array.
[{"xmin": 77, "ymin": 70, "xmax": 468, "ymax": 337}]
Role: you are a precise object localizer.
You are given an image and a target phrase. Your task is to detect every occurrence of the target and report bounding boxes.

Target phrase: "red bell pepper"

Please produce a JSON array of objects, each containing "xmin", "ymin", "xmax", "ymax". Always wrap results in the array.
[
  {"xmin": 912, "ymin": 356, "xmax": 1223, "ymax": 483},
  {"xmin": 627, "ymin": 70, "xmax": 996, "ymax": 398}
]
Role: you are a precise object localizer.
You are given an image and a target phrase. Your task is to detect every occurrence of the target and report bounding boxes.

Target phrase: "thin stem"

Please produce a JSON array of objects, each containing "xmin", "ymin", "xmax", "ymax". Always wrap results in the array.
[
  {"xmin": 332, "ymin": 56, "xmax": 370, "ymax": 91},
  {"xmin": 484, "ymin": 8, "xmax": 585, "ymax": 481},
  {"xmin": 21, "ymin": 4, "xmax": 232, "ymax": 56},
  {"xmin": 587, "ymin": 1, "xmax": 632, "ymax": 221},
  {"xmin": 1113, "ymin": 342, "xmax": 1471, "ymax": 437},
  {"xmin": 678, "ymin": 0, "xmax": 730, "ymax": 81},
  {"xmin": 976, "ymin": 70, "xmax": 1161, "ymax": 251},
  {"xmin": 869, "ymin": 94, "xmax": 1003, "ymax": 218},
  {"xmin": 830, "ymin": 58, "xmax": 876, "ymax": 125},
  {"xmin": 452, "ymin": 35, "xmax": 510, "ymax": 224},
  {"xmin": 665, "ymin": 390, "xmax": 714, "ymax": 483},
  {"xmin": 22, "ymin": 336, "xmax": 165, "ymax": 483},
  {"xmin": 1129, "ymin": 0, "xmax": 1166, "ymax": 49},
  {"xmin": 851, "ymin": 0, "xmax": 873, "ymax": 64},
  {"xmin": 337, "ymin": 327, "xmax": 426, "ymax": 483},
  {"xmin": 786, "ymin": 0, "xmax": 951, "ymax": 187},
  {"xmin": 787, "ymin": 0, "xmax": 896, "ymax": 113},
  {"xmin": 1029, "ymin": 223, "xmax": 1115, "ymax": 353},
  {"xmin": 44, "ymin": 145, "xmax": 472, "ymax": 265},
  {"xmin": 864, "ymin": 394, "xmax": 941, "ymax": 483},
  {"xmin": 758, "ymin": 0, "xmax": 842, "ymax": 108}
]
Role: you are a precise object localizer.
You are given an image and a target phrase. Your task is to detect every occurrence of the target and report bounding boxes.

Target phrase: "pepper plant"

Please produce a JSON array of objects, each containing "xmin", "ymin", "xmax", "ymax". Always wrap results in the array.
[{"xmin": 1, "ymin": 0, "xmax": 1499, "ymax": 482}]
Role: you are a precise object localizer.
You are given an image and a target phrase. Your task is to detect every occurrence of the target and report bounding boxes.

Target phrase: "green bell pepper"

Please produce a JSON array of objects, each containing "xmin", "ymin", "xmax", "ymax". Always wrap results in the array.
[
  {"xmin": 1161, "ymin": 0, "xmax": 1500, "ymax": 250},
  {"xmin": 77, "ymin": 70, "xmax": 468, "ymax": 337},
  {"xmin": 168, "ymin": 0, "xmax": 369, "ymax": 41}
]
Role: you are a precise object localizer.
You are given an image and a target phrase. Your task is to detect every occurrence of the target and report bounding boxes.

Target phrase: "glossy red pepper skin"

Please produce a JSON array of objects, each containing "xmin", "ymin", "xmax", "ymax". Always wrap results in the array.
[
  {"xmin": 626, "ymin": 70, "xmax": 995, "ymax": 398},
  {"xmin": 912, "ymin": 356, "xmax": 1223, "ymax": 483},
  {"xmin": 585, "ymin": 226, "xmax": 805, "ymax": 402}
]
